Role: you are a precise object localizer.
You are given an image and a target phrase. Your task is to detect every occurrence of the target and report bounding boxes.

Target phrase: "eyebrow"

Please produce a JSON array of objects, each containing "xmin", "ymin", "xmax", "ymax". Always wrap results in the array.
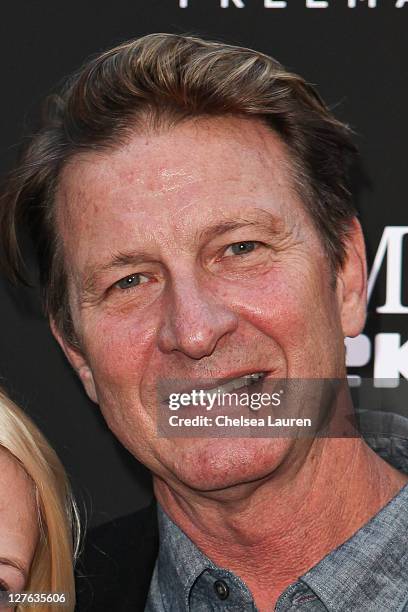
[
  {"xmin": 81, "ymin": 249, "xmax": 156, "ymax": 297},
  {"xmin": 0, "ymin": 557, "xmax": 27, "ymax": 581},
  {"xmin": 197, "ymin": 208, "xmax": 283, "ymax": 243},
  {"xmin": 80, "ymin": 207, "xmax": 283, "ymax": 297}
]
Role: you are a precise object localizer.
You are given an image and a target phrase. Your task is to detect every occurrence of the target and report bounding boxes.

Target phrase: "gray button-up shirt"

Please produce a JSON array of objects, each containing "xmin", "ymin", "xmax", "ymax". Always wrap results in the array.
[{"xmin": 146, "ymin": 410, "xmax": 408, "ymax": 611}]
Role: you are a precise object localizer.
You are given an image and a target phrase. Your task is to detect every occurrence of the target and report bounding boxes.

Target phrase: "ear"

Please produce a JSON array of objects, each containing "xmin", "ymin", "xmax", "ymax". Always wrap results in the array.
[
  {"xmin": 49, "ymin": 318, "xmax": 98, "ymax": 404},
  {"xmin": 336, "ymin": 218, "xmax": 367, "ymax": 338}
]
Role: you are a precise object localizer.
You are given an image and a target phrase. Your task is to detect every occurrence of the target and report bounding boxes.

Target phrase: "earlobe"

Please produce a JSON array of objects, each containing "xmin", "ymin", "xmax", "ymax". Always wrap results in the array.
[
  {"xmin": 49, "ymin": 318, "xmax": 98, "ymax": 404},
  {"xmin": 338, "ymin": 218, "xmax": 367, "ymax": 338},
  {"xmin": 76, "ymin": 364, "xmax": 98, "ymax": 404}
]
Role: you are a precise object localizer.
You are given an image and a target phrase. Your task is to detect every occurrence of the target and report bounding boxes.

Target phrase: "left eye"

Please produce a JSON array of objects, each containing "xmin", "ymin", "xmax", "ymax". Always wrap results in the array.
[
  {"xmin": 115, "ymin": 273, "xmax": 149, "ymax": 290},
  {"xmin": 225, "ymin": 241, "xmax": 259, "ymax": 256}
]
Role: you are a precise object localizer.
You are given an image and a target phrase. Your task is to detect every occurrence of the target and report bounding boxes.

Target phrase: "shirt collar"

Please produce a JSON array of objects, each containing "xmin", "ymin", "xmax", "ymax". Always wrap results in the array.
[
  {"xmin": 155, "ymin": 504, "xmax": 255, "ymax": 610},
  {"xmin": 155, "ymin": 504, "xmax": 215, "ymax": 610},
  {"xmin": 156, "ymin": 482, "xmax": 408, "ymax": 612},
  {"xmin": 154, "ymin": 409, "xmax": 408, "ymax": 611},
  {"xmin": 300, "ymin": 480, "xmax": 408, "ymax": 611}
]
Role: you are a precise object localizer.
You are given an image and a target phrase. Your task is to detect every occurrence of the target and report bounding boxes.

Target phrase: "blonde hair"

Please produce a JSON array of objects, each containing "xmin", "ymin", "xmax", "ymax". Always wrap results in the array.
[{"xmin": 0, "ymin": 388, "xmax": 79, "ymax": 611}]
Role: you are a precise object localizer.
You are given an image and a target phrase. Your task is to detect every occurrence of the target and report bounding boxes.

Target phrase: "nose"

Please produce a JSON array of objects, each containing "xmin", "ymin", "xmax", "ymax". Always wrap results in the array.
[{"xmin": 157, "ymin": 277, "xmax": 238, "ymax": 359}]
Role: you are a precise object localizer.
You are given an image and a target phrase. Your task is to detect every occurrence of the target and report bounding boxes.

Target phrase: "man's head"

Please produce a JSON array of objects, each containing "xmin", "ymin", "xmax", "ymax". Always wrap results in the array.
[{"xmin": 0, "ymin": 34, "xmax": 367, "ymax": 492}]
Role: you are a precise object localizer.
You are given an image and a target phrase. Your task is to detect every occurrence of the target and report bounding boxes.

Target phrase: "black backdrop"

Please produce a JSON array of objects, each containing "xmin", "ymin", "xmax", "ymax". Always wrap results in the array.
[{"xmin": 0, "ymin": 0, "xmax": 407, "ymax": 527}]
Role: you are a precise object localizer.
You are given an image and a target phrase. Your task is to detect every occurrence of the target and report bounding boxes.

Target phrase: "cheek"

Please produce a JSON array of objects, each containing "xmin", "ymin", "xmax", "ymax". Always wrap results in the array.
[
  {"xmin": 225, "ymin": 269, "xmax": 318, "ymax": 333},
  {"xmin": 82, "ymin": 308, "xmax": 159, "ymax": 391},
  {"xmin": 220, "ymin": 267, "xmax": 342, "ymax": 372},
  {"xmin": 80, "ymin": 310, "xmax": 163, "ymax": 457}
]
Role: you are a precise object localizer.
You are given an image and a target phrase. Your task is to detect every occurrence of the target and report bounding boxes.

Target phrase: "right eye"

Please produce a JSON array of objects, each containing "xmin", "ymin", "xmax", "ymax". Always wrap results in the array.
[
  {"xmin": 0, "ymin": 579, "xmax": 9, "ymax": 591},
  {"xmin": 114, "ymin": 273, "xmax": 149, "ymax": 291}
]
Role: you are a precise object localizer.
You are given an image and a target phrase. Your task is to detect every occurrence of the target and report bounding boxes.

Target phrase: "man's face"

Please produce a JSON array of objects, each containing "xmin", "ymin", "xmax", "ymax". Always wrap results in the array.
[{"xmin": 54, "ymin": 117, "xmax": 363, "ymax": 493}]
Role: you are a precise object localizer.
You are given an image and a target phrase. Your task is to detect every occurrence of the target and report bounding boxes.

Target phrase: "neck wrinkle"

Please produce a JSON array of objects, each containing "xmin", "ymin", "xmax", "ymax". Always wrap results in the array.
[{"xmin": 154, "ymin": 436, "xmax": 408, "ymax": 592}]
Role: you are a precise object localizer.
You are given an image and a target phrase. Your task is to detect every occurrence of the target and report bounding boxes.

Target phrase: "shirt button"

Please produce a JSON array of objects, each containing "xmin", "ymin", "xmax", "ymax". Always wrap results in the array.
[{"xmin": 214, "ymin": 580, "xmax": 229, "ymax": 600}]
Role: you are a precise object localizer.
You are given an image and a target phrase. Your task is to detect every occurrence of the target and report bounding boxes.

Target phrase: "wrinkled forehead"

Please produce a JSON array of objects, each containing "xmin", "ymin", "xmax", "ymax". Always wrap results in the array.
[
  {"xmin": 52, "ymin": 117, "xmax": 321, "ymax": 298},
  {"xmin": 54, "ymin": 116, "xmax": 304, "ymax": 231}
]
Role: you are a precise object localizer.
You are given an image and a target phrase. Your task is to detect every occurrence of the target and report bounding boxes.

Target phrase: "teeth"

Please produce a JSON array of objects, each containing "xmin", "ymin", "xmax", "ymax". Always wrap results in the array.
[
  {"xmin": 248, "ymin": 372, "xmax": 265, "ymax": 382},
  {"xmin": 205, "ymin": 372, "xmax": 265, "ymax": 397},
  {"xmin": 165, "ymin": 372, "xmax": 266, "ymax": 404}
]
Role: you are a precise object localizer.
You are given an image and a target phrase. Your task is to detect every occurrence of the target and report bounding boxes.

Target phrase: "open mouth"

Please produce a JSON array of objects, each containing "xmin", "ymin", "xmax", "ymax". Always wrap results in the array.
[
  {"xmin": 164, "ymin": 371, "xmax": 267, "ymax": 405},
  {"xmin": 204, "ymin": 371, "xmax": 266, "ymax": 396}
]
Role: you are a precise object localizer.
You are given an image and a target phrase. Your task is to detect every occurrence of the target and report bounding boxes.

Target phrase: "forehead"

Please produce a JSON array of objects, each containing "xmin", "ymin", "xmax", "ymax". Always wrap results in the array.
[
  {"xmin": 55, "ymin": 116, "xmax": 311, "ymax": 267},
  {"xmin": 0, "ymin": 449, "xmax": 38, "ymax": 580}
]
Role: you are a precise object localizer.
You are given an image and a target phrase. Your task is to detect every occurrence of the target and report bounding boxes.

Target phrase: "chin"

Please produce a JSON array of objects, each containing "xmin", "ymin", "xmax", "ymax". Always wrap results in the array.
[{"xmin": 165, "ymin": 437, "xmax": 293, "ymax": 493}]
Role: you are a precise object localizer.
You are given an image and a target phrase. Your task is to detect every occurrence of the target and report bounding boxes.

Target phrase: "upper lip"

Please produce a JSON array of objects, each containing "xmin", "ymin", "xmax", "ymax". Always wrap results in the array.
[{"xmin": 158, "ymin": 369, "xmax": 270, "ymax": 403}]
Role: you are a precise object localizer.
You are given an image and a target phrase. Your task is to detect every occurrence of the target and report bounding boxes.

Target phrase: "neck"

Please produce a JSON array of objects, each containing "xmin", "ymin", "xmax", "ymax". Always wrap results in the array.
[{"xmin": 154, "ymin": 437, "xmax": 408, "ymax": 611}]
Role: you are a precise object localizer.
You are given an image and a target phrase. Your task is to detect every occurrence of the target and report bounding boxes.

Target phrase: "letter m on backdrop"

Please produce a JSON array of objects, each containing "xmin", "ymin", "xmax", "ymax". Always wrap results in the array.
[{"xmin": 367, "ymin": 226, "xmax": 408, "ymax": 314}]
